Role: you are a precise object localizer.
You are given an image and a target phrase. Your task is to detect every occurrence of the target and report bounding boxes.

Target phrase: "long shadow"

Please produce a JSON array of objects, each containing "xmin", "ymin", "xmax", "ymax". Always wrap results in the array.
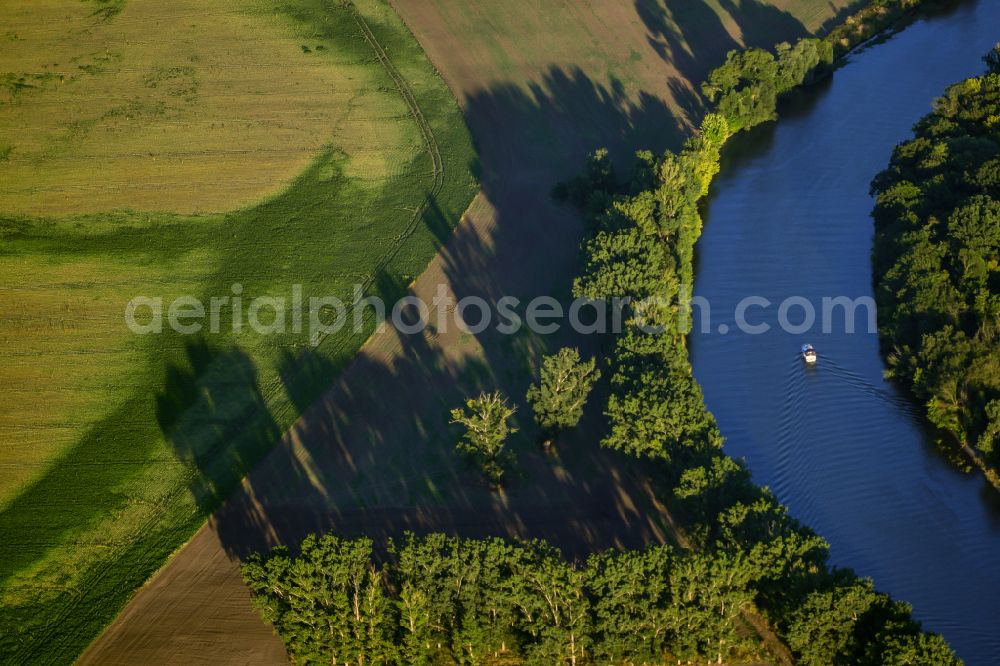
[
  {"xmin": 637, "ymin": 0, "xmax": 809, "ymax": 80},
  {"xmin": 159, "ymin": 339, "xmax": 282, "ymax": 513},
  {"xmin": 0, "ymin": 337, "xmax": 263, "ymax": 590},
  {"xmin": 466, "ymin": 66, "xmax": 684, "ymax": 183},
  {"xmin": 636, "ymin": 0, "xmax": 810, "ymax": 127},
  {"xmin": 717, "ymin": 0, "xmax": 809, "ymax": 48},
  {"xmin": 0, "ymin": 336, "xmax": 283, "ymax": 659},
  {"xmin": 636, "ymin": 0, "xmax": 742, "ymax": 85},
  {"xmin": 201, "ymin": 65, "xmax": 695, "ymax": 565},
  {"xmin": 817, "ymin": 0, "xmax": 867, "ymax": 36}
]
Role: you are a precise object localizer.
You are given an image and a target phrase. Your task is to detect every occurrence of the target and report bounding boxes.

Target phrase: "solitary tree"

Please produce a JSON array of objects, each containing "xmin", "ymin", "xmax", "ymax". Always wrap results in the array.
[
  {"xmin": 450, "ymin": 392, "xmax": 517, "ymax": 486},
  {"xmin": 526, "ymin": 348, "xmax": 601, "ymax": 448}
]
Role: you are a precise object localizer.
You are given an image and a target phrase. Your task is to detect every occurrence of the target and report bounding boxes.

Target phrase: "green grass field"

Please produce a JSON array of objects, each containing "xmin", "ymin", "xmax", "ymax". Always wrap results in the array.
[
  {"xmin": 0, "ymin": 0, "xmax": 411, "ymax": 216},
  {"xmin": 0, "ymin": 0, "xmax": 477, "ymax": 661}
]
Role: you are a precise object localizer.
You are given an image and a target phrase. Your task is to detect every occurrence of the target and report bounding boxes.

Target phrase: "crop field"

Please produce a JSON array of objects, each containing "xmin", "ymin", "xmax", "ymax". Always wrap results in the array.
[
  {"xmin": 0, "ymin": 0, "xmax": 477, "ymax": 662},
  {"xmin": 0, "ymin": 0, "xmax": 413, "ymax": 216}
]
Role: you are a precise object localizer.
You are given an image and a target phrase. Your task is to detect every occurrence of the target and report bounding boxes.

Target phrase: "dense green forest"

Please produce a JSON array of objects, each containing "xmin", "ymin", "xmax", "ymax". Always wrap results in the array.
[
  {"xmin": 871, "ymin": 45, "xmax": 1000, "ymax": 484},
  {"xmin": 243, "ymin": 1, "xmax": 963, "ymax": 664},
  {"xmin": 243, "ymin": 532, "xmax": 953, "ymax": 665}
]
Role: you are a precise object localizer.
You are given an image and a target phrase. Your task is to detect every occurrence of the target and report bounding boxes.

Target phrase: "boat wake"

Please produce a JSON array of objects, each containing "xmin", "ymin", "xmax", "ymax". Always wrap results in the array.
[
  {"xmin": 771, "ymin": 358, "xmax": 810, "ymax": 502},
  {"xmin": 821, "ymin": 356, "xmax": 923, "ymax": 420}
]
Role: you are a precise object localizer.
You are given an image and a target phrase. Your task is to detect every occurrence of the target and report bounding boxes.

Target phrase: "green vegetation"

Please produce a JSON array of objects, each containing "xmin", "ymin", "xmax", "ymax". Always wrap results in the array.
[
  {"xmin": 702, "ymin": 38, "xmax": 833, "ymax": 132},
  {"xmin": 451, "ymin": 392, "xmax": 519, "ymax": 486},
  {"xmin": 0, "ymin": 0, "xmax": 390, "ymax": 216},
  {"xmin": 525, "ymin": 348, "xmax": 600, "ymax": 447},
  {"xmin": 244, "ymin": 4, "xmax": 960, "ymax": 666},
  {"xmin": 244, "ymin": 532, "xmax": 788, "ymax": 665},
  {"xmin": 557, "ymin": 2, "xmax": 959, "ymax": 662},
  {"xmin": 0, "ymin": 0, "xmax": 477, "ymax": 662},
  {"xmin": 870, "ymin": 46, "xmax": 1000, "ymax": 487},
  {"xmin": 245, "ymin": 529, "xmax": 958, "ymax": 666}
]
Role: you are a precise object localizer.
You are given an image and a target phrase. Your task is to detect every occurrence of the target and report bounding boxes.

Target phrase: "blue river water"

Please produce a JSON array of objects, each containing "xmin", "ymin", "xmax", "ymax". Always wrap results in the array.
[{"xmin": 690, "ymin": 2, "xmax": 1000, "ymax": 663}]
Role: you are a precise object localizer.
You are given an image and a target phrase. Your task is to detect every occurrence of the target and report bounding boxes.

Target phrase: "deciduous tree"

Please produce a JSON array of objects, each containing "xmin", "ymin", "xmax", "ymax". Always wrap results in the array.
[
  {"xmin": 450, "ymin": 391, "xmax": 517, "ymax": 486},
  {"xmin": 526, "ymin": 347, "xmax": 600, "ymax": 447}
]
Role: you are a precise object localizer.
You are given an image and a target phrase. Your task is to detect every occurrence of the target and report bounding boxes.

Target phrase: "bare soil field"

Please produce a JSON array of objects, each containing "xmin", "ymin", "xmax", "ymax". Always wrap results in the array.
[{"xmin": 77, "ymin": 1, "xmax": 855, "ymax": 663}]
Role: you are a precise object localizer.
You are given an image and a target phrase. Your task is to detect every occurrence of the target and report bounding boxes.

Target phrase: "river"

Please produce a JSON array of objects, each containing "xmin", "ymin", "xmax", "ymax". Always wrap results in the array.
[{"xmin": 689, "ymin": 2, "xmax": 1000, "ymax": 663}]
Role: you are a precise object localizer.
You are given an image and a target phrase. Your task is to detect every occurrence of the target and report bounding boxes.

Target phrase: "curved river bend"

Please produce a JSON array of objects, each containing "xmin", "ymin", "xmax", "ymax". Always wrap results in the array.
[{"xmin": 690, "ymin": 2, "xmax": 1000, "ymax": 664}]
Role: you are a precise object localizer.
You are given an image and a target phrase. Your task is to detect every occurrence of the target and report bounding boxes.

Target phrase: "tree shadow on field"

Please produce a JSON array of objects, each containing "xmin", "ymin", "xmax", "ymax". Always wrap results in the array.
[
  {"xmin": 201, "ymin": 64, "xmax": 705, "ymax": 565},
  {"xmin": 716, "ymin": 0, "xmax": 809, "ymax": 49},
  {"xmin": 159, "ymin": 338, "xmax": 282, "ymax": 513},
  {"xmin": 198, "ymin": 0, "xmax": 822, "ymax": 575},
  {"xmin": 637, "ymin": 0, "xmax": 809, "ymax": 79},
  {"xmin": 464, "ymin": 66, "xmax": 684, "ymax": 184},
  {"xmin": 668, "ymin": 77, "xmax": 709, "ymax": 128},
  {"xmin": 816, "ymin": 0, "xmax": 867, "ymax": 37},
  {"xmin": 636, "ymin": 0, "xmax": 742, "ymax": 86},
  {"xmin": 420, "ymin": 193, "xmax": 455, "ymax": 249},
  {"xmin": 635, "ymin": 0, "xmax": 809, "ymax": 127}
]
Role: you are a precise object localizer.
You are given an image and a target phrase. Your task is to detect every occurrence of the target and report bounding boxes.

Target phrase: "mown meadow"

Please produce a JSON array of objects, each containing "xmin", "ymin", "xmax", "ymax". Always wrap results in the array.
[{"xmin": 0, "ymin": 0, "xmax": 477, "ymax": 661}]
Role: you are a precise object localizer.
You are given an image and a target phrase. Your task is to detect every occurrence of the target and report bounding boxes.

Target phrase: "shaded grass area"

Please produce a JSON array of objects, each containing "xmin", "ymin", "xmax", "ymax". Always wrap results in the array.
[{"xmin": 0, "ymin": 0, "xmax": 477, "ymax": 662}]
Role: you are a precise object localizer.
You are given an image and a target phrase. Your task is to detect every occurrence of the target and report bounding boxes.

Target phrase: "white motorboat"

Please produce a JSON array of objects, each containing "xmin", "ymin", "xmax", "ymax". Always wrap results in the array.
[{"xmin": 801, "ymin": 344, "xmax": 817, "ymax": 364}]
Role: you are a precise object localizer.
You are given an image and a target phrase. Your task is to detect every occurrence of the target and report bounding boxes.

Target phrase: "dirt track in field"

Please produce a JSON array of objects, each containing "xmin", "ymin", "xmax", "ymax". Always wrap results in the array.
[{"xmin": 79, "ymin": 1, "xmax": 850, "ymax": 663}]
